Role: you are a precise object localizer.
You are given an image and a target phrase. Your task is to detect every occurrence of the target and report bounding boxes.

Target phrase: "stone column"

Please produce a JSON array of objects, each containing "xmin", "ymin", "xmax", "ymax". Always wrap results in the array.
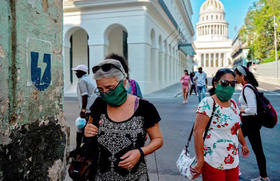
[
  {"xmin": 64, "ymin": 44, "xmax": 71, "ymax": 90},
  {"xmin": 159, "ymin": 51, "xmax": 165, "ymax": 88},
  {"xmin": 151, "ymin": 48, "xmax": 160, "ymax": 91},
  {"xmin": 128, "ymin": 43, "xmax": 151, "ymax": 94},
  {"xmin": 0, "ymin": 1, "xmax": 68, "ymax": 180},
  {"xmin": 214, "ymin": 53, "xmax": 216, "ymax": 67}
]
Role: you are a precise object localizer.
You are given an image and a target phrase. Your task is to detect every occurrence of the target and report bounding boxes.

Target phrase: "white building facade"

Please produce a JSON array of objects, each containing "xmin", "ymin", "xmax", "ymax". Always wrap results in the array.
[
  {"xmin": 193, "ymin": 0, "xmax": 232, "ymax": 76},
  {"xmin": 63, "ymin": 0, "xmax": 195, "ymax": 95},
  {"xmin": 231, "ymin": 33, "xmax": 250, "ymax": 68}
]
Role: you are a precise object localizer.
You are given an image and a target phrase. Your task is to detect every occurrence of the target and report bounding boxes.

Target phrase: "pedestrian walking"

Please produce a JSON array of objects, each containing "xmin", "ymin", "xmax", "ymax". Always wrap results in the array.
[
  {"xmin": 193, "ymin": 67, "xmax": 207, "ymax": 102},
  {"xmin": 190, "ymin": 72, "xmax": 197, "ymax": 96},
  {"xmin": 191, "ymin": 68, "xmax": 249, "ymax": 181},
  {"xmin": 84, "ymin": 59, "xmax": 163, "ymax": 180},
  {"xmin": 235, "ymin": 65, "xmax": 270, "ymax": 181},
  {"xmin": 72, "ymin": 64, "xmax": 97, "ymax": 149},
  {"xmin": 105, "ymin": 53, "xmax": 143, "ymax": 98},
  {"xmin": 180, "ymin": 70, "xmax": 190, "ymax": 103}
]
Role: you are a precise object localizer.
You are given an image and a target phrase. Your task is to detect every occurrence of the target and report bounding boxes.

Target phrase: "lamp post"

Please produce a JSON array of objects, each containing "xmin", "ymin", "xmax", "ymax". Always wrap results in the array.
[{"xmin": 274, "ymin": 16, "xmax": 278, "ymax": 80}]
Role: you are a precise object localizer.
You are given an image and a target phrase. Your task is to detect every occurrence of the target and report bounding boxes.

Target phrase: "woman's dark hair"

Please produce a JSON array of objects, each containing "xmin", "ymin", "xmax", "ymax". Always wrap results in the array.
[
  {"xmin": 184, "ymin": 70, "xmax": 188, "ymax": 74},
  {"xmin": 190, "ymin": 72, "xmax": 195, "ymax": 78},
  {"xmin": 209, "ymin": 68, "xmax": 236, "ymax": 96},
  {"xmin": 235, "ymin": 65, "xmax": 259, "ymax": 87},
  {"xmin": 105, "ymin": 53, "xmax": 129, "ymax": 78}
]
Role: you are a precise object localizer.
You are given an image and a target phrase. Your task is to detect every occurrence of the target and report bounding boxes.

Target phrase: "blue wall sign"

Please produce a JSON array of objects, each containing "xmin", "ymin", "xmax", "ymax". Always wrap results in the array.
[{"xmin": 31, "ymin": 51, "xmax": 51, "ymax": 91}]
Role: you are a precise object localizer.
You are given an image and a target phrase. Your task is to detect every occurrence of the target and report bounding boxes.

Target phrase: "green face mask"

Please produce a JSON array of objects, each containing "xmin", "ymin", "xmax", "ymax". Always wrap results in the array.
[
  {"xmin": 215, "ymin": 84, "xmax": 235, "ymax": 102},
  {"xmin": 100, "ymin": 80, "xmax": 128, "ymax": 106}
]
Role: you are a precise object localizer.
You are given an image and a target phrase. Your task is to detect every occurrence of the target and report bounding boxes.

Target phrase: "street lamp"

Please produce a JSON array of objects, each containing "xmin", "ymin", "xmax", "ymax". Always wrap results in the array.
[{"xmin": 274, "ymin": 16, "xmax": 278, "ymax": 80}]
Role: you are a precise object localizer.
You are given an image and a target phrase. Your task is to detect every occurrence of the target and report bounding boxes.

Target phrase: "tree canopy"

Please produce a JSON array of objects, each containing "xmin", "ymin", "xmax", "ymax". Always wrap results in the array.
[{"xmin": 239, "ymin": 0, "xmax": 280, "ymax": 62}]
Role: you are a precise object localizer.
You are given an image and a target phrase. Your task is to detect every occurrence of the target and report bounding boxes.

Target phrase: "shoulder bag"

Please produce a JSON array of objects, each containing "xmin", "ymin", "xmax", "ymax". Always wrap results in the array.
[{"xmin": 176, "ymin": 98, "xmax": 216, "ymax": 180}]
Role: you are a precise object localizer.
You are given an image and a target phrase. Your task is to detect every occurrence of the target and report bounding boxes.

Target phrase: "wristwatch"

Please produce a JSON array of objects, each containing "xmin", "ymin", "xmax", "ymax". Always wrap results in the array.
[{"xmin": 81, "ymin": 109, "xmax": 86, "ymax": 113}]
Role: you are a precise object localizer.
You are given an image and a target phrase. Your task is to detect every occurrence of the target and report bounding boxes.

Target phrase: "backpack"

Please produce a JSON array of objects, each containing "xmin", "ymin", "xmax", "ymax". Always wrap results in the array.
[
  {"xmin": 129, "ymin": 79, "xmax": 138, "ymax": 96},
  {"xmin": 242, "ymin": 85, "xmax": 278, "ymax": 128}
]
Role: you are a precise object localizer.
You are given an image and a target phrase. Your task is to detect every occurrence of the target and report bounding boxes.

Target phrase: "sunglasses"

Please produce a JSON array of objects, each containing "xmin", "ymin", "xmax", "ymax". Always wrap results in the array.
[
  {"xmin": 220, "ymin": 80, "xmax": 237, "ymax": 87},
  {"xmin": 92, "ymin": 63, "xmax": 124, "ymax": 74}
]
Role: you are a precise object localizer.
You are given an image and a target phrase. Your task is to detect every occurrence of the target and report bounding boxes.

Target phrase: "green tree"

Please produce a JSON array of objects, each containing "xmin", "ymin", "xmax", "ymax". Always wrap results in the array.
[{"xmin": 239, "ymin": 0, "xmax": 280, "ymax": 62}]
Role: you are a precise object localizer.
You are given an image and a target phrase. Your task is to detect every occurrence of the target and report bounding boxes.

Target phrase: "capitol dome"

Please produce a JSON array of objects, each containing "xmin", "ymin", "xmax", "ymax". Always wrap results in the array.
[
  {"xmin": 194, "ymin": 0, "xmax": 233, "ymax": 77},
  {"xmin": 200, "ymin": 0, "xmax": 224, "ymax": 14},
  {"xmin": 196, "ymin": 0, "xmax": 228, "ymax": 41}
]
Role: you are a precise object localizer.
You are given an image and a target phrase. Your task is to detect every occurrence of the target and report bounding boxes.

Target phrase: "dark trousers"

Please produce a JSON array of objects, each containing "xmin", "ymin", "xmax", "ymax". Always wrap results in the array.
[
  {"xmin": 190, "ymin": 84, "xmax": 197, "ymax": 95},
  {"xmin": 241, "ymin": 116, "xmax": 267, "ymax": 178}
]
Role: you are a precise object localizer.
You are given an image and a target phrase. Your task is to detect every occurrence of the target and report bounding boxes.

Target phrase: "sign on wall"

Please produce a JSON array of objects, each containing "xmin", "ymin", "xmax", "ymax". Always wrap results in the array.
[{"xmin": 26, "ymin": 38, "xmax": 52, "ymax": 91}]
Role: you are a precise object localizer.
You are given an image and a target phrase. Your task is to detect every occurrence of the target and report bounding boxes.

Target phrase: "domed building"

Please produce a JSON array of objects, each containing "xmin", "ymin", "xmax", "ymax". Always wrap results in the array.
[{"xmin": 193, "ymin": 0, "xmax": 232, "ymax": 76}]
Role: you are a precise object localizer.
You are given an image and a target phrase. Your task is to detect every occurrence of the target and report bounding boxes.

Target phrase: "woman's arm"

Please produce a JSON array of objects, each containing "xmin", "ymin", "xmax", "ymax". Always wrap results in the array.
[
  {"xmin": 192, "ymin": 113, "xmax": 210, "ymax": 178},
  {"xmin": 142, "ymin": 123, "xmax": 163, "ymax": 155},
  {"xmin": 119, "ymin": 123, "xmax": 163, "ymax": 169},
  {"xmin": 238, "ymin": 128, "xmax": 249, "ymax": 157}
]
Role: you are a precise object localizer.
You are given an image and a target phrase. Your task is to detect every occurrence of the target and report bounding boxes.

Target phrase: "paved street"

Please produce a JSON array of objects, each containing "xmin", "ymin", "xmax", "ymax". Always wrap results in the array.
[{"xmin": 64, "ymin": 81, "xmax": 280, "ymax": 181}]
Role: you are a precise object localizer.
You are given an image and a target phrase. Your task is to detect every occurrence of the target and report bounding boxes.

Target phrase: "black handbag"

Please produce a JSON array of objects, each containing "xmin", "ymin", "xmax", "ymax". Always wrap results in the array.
[{"xmin": 68, "ymin": 117, "xmax": 98, "ymax": 181}]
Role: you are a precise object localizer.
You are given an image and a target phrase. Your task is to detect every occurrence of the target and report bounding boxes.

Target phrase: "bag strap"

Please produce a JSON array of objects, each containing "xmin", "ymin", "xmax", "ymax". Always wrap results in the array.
[
  {"xmin": 242, "ymin": 84, "xmax": 258, "ymax": 104},
  {"xmin": 185, "ymin": 97, "xmax": 216, "ymax": 151},
  {"xmin": 130, "ymin": 79, "xmax": 137, "ymax": 96},
  {"xmin": 134, "ymin": 97, "xmax": 140, "ymax": 113}
]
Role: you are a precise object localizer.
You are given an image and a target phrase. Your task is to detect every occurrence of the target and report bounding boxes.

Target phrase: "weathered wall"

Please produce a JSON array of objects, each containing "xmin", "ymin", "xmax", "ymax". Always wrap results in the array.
[{"xmin": 0, "ymin": 0, "xmax": 68, "ymax": 180}]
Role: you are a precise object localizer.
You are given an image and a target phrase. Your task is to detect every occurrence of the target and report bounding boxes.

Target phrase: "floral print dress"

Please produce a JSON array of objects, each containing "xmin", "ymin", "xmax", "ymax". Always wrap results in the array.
[{"xmin": 197, "ymin": 97, "xmax": 241, "ymax": 170}]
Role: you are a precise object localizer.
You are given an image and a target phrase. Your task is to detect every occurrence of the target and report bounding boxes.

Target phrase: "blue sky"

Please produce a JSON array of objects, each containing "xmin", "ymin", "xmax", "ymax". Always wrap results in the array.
[{"xmin": 190, "ymin": 0, "xmax": 256, "ymax": 39}]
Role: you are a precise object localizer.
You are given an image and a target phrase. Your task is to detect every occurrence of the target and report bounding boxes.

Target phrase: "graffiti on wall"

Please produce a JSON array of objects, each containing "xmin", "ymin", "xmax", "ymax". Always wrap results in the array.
[
  {"xmin": 27, "ymin": 38, "xmax": 52, "ymax": 91},
  {"xmin": 30, "ymin": 52, "xmax": 51, "ymax": 91}
]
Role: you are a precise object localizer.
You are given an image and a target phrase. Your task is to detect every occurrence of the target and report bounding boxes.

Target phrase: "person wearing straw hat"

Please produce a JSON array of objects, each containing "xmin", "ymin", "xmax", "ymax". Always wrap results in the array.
[{"xmin": 72, "ymin": 64, "xmax": 97, "ymax": 149}]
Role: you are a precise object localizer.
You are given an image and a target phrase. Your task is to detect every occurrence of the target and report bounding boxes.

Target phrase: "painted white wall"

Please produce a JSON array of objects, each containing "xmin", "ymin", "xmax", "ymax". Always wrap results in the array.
[{"xmin": 63, "ymin": 0, "xmax": 195, "ymax": 95}]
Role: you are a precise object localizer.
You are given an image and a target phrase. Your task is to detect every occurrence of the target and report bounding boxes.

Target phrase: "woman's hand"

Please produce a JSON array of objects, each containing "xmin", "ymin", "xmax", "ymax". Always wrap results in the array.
[
  {"xmin": 118, "ymin": 149, "xmax": 141, "ymax": 170},
  {"xmin": 84, "ymin": 123, "xmax": 98, "ymax": 137},
  {"xmin": 190, "ymin": 160, "xmax": 204, "ymax": 179},
  {"xmin": 239, "ymin": 108, "xmax": 245, "ymax": 113},
  {"xmin": 241, "ymin": 144, "xmax": 250, "ymax": 158}
]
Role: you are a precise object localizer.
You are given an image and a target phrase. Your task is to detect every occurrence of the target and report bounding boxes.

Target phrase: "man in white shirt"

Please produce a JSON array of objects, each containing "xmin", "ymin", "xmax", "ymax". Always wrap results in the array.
[
  {"xmin": 194, "ymin": 67, "xmax": 208, "ymax": 102},
  {"xmin": 72, "ymin": 64, "xmax": 97, "ymax": 148}
]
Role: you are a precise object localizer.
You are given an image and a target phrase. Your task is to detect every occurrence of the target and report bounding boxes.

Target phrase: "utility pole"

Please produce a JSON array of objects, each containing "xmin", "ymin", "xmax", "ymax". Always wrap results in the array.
[{"xmin": 274, "ymin": 16, "xmax": 278, "ymax": 80}]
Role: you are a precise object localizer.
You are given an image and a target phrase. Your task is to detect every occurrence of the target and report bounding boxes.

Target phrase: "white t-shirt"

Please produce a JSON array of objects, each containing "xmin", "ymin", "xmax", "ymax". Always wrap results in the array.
[
  {"xmin": 194, "ymin": 72, "xmax": 207, "ymax": 86},
  {"xmin": 77, "ymin": 74, "xmax": 97, "ymax": 113},
  {"xmin": 238, "ymin": 84, "xmax": 257, "ymax": 116},
  {"xmin": 197, "ymin": 97, "xmax": 241, "ymax": 170}
]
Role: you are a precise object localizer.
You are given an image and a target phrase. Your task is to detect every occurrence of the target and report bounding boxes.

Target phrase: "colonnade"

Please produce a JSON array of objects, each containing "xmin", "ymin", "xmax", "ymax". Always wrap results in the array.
[
  {"xmin": 197, "ymin": 24, "xmax": 228, "ymax": 36},
  {"xmin": 199, "ymin": 52, "xmax": 225, "ymax": 67},
  {"xmin": 147, "ymin": 47, "xmax": 189, "ymax": 92}
]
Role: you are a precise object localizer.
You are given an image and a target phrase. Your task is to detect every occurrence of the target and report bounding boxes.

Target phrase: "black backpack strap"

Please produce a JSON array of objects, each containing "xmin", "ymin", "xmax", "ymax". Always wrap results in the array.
[
  {"xmin": 185, "ymin": 97, "xmax": 216, "ymax": 151},
  {"xmin": 242, "ymin": 84, "xmax": 258, "ymax": 104}
]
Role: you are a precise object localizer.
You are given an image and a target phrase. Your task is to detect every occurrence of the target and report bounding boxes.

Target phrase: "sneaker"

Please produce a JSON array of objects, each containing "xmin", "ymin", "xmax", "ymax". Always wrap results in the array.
[{"xmin": 251, "ymin": 176, "xmax": 270, "ymax": 181}]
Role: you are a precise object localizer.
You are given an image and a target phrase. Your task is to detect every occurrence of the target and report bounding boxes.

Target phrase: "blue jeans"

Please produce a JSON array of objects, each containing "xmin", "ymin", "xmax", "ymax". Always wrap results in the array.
[{"xmin": 197, "ymin": 85, "xmax": 206, "ymax": 102}]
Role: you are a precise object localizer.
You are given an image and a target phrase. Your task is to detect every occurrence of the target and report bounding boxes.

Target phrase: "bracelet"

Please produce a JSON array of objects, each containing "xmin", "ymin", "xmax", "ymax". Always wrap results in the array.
[{"xmin": 138, "ymin": 148, "xmax": 144, "ymax": 160}]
